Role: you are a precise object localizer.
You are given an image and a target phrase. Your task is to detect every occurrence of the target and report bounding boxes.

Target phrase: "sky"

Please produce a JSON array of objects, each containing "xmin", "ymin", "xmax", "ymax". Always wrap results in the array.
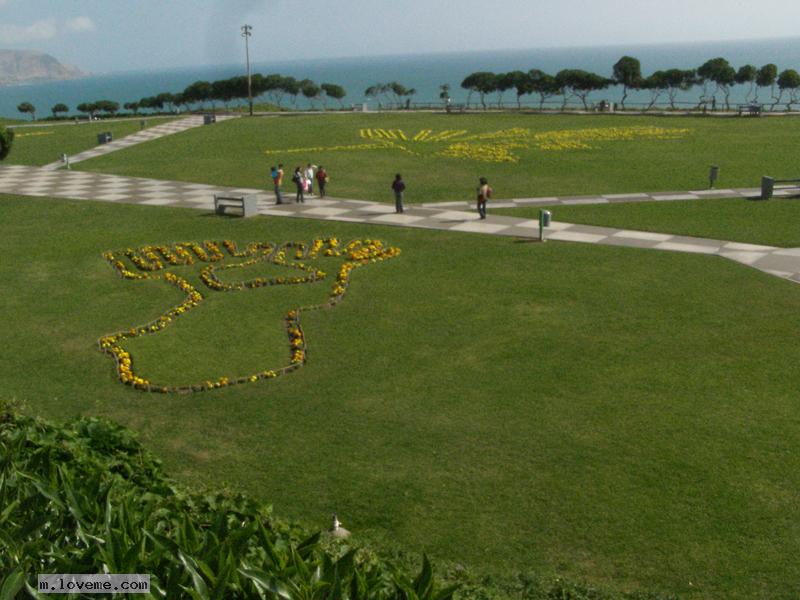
[{"xmin": 3, "ymin": 0, "xmax": 800, "ymax": 73}]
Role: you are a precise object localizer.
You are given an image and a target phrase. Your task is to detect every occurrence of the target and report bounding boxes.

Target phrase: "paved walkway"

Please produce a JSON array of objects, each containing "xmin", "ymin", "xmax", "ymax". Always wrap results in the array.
[
  {"xmin": 40, "ymin": 115, "xmax": 239, "ymax": 171},
  {"xmin": 3, "ymin": 163, "xmax": 800, "ymax": 284},
  {"xmin": 422, "ymin": 187, "xmax": 774, "ymax": 209}
]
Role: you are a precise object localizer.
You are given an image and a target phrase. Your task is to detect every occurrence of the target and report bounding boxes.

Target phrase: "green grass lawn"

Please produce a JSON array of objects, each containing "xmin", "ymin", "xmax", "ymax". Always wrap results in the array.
[
  {"xmin": 496, "ymin": 196, "xmax": 800, "ymax": 247},
  {"xmin": 71, "ymin": 112, "xmax": 800, "ymax": 203},
  {"xmin": 3, "ymin": 194, "xmax": 800, "ymax": 599},
  {"xmin": 4, "ymin": 116, "xmax": 177, "ymax": 166}
]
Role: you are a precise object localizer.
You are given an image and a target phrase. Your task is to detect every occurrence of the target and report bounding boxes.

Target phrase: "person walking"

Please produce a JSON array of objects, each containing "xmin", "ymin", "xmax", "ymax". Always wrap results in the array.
[
  {"xmin": 391, "ymin": 173, "xmax": 406, "ymax": 213},
  {"xmin": 305, "ymin": 163, "xmax": 316, "ymax": 196},
  {"xmin": 292, "ymin": 166, "xmax": 305, "ymax": 203},
  {"xmin": 316, "ymin": 166, "xmax": 328, "ymax": 198},
  {"xmin": 476, "ymin": 176, "xmax": 492, "ymax": 219},
  {"xmin": 272, "ymin": 163, "xmax": 284, "ymax": 205}
]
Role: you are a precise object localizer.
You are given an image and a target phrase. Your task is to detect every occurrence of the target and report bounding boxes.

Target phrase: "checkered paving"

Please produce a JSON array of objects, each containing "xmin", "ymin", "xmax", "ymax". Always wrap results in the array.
[
  {"xmin": 422, "ymin": 187, "xmax": 768, "ymax": 209},
  {"xmin": 40, "ymin": 115, "xmax": 239, "ymax": 171},
  {"xmin": 3, "ymin": 162, "xmax": 800, "ymax": 284}
]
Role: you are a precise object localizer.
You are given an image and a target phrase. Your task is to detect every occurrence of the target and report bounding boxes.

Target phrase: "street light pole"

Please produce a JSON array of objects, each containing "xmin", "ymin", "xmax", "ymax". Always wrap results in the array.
[{"xmin": 241, "ymin": 24, "xmax": 253, "ymax": 116}]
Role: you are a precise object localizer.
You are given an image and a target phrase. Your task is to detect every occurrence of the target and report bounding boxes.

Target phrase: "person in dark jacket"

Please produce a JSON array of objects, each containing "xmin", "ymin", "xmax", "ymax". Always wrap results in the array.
[
  {"xmin": 391, "ymin": 173, "xmax": 406, "ymax": 213},
  {"xmin": 292, "ymin": 166, "xmax": 305, "ymax": 203}
]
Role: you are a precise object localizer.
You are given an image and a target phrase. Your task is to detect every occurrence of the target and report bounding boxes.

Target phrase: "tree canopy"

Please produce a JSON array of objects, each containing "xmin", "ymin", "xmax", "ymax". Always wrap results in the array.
[{"xmin": 17, "ymin": 102, "xmax": 35, "ymax": 120}]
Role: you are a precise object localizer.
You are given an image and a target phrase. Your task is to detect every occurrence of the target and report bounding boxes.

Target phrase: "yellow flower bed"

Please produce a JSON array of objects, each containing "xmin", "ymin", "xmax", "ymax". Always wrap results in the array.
[
  {"xmin": 14, "ymin": 131, "xmax": 55, "ymax": 138},
  {"xmin": 99, "ymin": 237, "xmax": 400, "ymax": 394},
  {"xmin": 437, "ymin": 142, "xmax": 526, "ymax": 163},
  {"xmin": 263, "ymin": 126, "xmax": 691, "ymax": 164}
]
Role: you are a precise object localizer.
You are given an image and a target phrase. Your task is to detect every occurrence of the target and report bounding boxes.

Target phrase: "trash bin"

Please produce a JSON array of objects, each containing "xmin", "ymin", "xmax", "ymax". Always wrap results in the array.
[
  {"xmin": 761, "ymin": 176, "xmax": 774, "ymax": 200},
  {"xmin": 709, "ymin": 165, "xmax": 719, "ymax": 188}
]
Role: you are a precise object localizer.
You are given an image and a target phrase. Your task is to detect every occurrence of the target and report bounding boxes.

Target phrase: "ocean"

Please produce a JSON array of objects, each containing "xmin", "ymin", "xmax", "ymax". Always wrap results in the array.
[{"xmin": 3, "ymin": 36, "xmax": 800, "ymax": 118}]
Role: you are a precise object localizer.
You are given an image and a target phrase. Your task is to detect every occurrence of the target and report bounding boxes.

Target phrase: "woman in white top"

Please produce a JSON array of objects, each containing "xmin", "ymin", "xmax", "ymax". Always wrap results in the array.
[{"xmin": 305, "ymin": 163, "xmax": 316, "ymax": 196}]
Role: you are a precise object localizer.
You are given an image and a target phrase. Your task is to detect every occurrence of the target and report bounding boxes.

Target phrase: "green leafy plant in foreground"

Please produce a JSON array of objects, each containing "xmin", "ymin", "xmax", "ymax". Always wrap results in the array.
[
  {"xmin": 0, "ymin": 399, "xmax": 676, "ymax": 599},
  {"xmin": 0, "ymin": 126, "xmax": 13, "ymax": 160},
  {"xmin": 0, "ymin": 401, "xmax": 457, "ymax": 599}
]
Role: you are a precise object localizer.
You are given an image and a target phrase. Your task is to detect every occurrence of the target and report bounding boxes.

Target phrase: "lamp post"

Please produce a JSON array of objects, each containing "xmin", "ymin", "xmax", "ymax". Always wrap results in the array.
[{"xmin": 241, "ymin": 24, "xmax": 253, "ymax": 116}]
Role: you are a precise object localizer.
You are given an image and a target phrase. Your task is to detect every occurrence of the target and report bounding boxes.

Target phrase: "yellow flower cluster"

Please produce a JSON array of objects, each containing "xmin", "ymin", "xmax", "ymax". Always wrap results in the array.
[
  {"xmin": 359, "ymin": 129, "xmax": 468, "ymax": 143},
  {"xmin": 14, "ymin": 130, "xmax": 55, "ymax": 138},
  {"xmin": 264, "ymin": 142, "xmax": 393, "ymax": 155},
  {"xmin": 360, "ymin": 128, "xmax": 408, "ymax": 140},
  {"xmin": 263, "ymin": 125, "xmax": 691, "ymax": 165},
  {"xmin": 99, "ymin": 237, "xmax": 400, "ymax": 394},
  {"xmin": 531, "ymin": 126, "xmax": 691, "ymax": 151},
  {"xmin": 437, "ymin": 142, "xmax": 526, "ymax": 163}
]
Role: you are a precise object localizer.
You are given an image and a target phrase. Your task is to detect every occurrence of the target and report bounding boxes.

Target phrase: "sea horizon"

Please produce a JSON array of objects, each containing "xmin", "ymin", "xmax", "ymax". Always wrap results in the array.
[{"xmin": 4, "ymin": 35, "xmax": 800, "ymax": 118}]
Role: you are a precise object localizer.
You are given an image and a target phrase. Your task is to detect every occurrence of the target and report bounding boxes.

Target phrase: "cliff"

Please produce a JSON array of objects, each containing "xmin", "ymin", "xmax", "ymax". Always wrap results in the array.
[{"xmin": 0, "ymin": 49, "xmax": 85, "ymax": 85}]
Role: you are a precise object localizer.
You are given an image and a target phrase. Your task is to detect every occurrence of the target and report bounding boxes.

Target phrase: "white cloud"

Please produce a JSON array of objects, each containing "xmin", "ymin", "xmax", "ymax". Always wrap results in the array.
[
  {"xmin": 65, "ymin": 16, "xmax": 96, "ymax": 34},
  {"xmin": 0, "ymin": 19, "xmax": 57, "ymax": 44}
]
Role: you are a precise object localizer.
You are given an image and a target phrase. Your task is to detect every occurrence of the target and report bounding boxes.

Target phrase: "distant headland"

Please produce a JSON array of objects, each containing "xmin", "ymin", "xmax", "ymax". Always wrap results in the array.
[{"xmin": 0, "ymin": 49, "xmax": 86, "ymax": 85}]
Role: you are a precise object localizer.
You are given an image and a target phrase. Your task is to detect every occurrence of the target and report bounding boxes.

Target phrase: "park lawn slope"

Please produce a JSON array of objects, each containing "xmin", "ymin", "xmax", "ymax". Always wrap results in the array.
[
  {"xmin": 5, "ymin": 116, "xmax": 177, "ymax": 166},
  {"xmin": 71, "ymin": 112, "xmax": 800, "ymax": 202},
  {"xmin": 2, "ymin": 195, "xmax": 800, "ymax": 598},
  {"xmin": 495, "ymin": 196, "xmax": 800, "ymax": 247}
]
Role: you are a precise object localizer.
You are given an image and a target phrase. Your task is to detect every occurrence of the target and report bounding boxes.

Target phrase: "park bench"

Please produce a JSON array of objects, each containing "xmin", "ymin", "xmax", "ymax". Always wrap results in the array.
[
  {"xmin": 760, "ymin": 176, "xmax": 800, "ymax": 200},
  {"xmin": 213, "ymin": 193, "xmax": 258, "ymax": 217},
  {"xmin": 737, "ymin": 103, "xmax": 762, "ymax": 116},
  {"xmin": 445, "ymin": 103, "xmax": 466, "ymax": 114}
]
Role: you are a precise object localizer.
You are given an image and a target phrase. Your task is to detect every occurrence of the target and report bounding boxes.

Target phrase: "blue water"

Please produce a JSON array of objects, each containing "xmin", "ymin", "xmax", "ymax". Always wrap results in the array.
[{"xmin": 3, "ymin": 37, "xmax": 800, "ymax": 118}]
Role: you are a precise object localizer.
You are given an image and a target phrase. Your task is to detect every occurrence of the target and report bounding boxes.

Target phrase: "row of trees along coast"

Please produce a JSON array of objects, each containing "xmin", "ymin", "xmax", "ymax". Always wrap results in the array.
[
  {"xmin": 459, "ymin": 56, "xmax": 800, "ymax": 110},
  {"xmin": 13, "ymin": 56, "xmax": 800, "ymax": 121}
]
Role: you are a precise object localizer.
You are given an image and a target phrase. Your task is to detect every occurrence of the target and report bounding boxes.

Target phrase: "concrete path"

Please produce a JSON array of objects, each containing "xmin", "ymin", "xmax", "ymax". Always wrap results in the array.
[
  {"xmin": 422, "ymin": 187, "xmax": 780, "ymax": 210},
  {"xmin": 2, "ymin": 162, "xmax": 800, "ymax": 284},
  {"xmin": 40, "ymin": 115, "xmax": 239, "ymax": 171}
]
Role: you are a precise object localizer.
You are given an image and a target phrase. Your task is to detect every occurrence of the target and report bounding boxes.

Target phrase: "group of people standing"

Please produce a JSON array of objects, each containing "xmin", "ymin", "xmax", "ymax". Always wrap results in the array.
[
  {"xmin": 270, "ymin": 164, "xmax": 493, "ymax": 219},
  {"xmin": 271, "ymin": 163, "xmax": 329, "ymax": 204}
]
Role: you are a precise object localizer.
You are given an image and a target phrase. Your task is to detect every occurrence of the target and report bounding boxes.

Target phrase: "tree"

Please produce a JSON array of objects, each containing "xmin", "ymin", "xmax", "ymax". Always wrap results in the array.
[
  {"xmin": 321, "ymin": 83, "xmax": 346, "ymax": 109},
  {"xmin": 76, "ymin": 102, "xmax": 98, "ymax": 119},
  {"xmin": 555, "ymin": 70, "xmax": 609, "ymax": 110},
  {"xmin": 756, "ymin": 64, "xmax": 778, "ymax": 108},
  {"xmin": 494, "ymin": 72, "xmax": 517, "ymax": 108},
  {"xmin": 281, "ymin": 77, "xmax": 301, "ymax": 107},
  {"xmin": 658, "ymin": 69, "xmax": 696, "ymax": 109},
  {"xmin": 461, "ymin": 72, "xmax": 496, "ymax": 109},
  {"xmin": 555, "ymin": 70, "xmax": 577, "ymax": 109},
  {"xmin": 138, "ymin": 96, "xmax": 163, "ymax": 113},
  {"xmin": 172, "ymin": 93, "xmax": 186, "ymax": 113},
  {"xmin": 211, "ymin": 79, "xmax": 236, "ymax": 109},
  {"xmin": 365, "ymin": 83, "xmax": 389, "ymax": 107},
  {"xmin": 156, "ymin": 92, "xmax": 176, "ymax": 113},
  {"xmin": 735, "ymin": 64, "xmax": 758, "ymax": 102},
  {"xmin": 0, "ymin": 126, "xmax": 14, "ymax": 160},
  {"xmin": 777, "ymin": 69, "xmax": 800, "ymax": 110},
  {"xmin": 528, "ymin": 69, "xmax": 559, "ymax": 110},
  {"xmin": 51, "ymin": 103, "xmax": 69, "ymax": 118},
  {"xmin": 508, "ymin": 71, "xmax": 533, "ymax": 108},
  {"xmin": 641, "ymin": 72, "xmax": 667, "ymax": 111},
  {"xmin": 697, "ymin": 58, "xmax": 736, "ymax": 110},
  {"xmin": 572, "ymin": 71, "xmax": 612, "ymax": 110},
  {"xmin": 17, "ymin": 102, "xmax": 36, "ymax": 121},
  {"xmin": 612, "ymin": 56, "xmax": 642, "ymax": 109},
  {"xmin": 95, "ymin": 100, "xmax": 120, "ymax": 115},
  {"xmin": 438, "ymin": 83, "xmax": 451, "ymax": 104},
  {"xmin": 182, "ymin": 80, "xmax": 212, "ymax": 109},
  {"xmin": 300, "ymin": 79, "xmax": 321, "ymax": 109},
  {"xmin": 123, "ymin": 101, "xmax": 140, "ymax": 115},
  {"xmin": 261, "ymin": 74, "xmax": 287, "ymax": 107}
]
